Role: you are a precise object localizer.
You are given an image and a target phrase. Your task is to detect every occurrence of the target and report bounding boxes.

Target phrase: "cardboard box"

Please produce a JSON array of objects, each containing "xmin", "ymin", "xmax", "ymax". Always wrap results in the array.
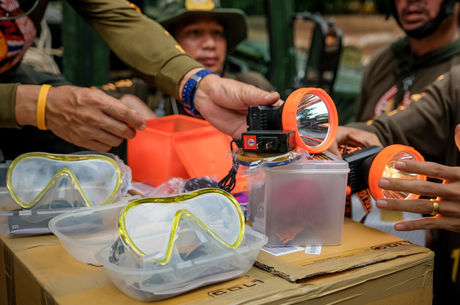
[
  {"xmin": 255, "ymin": 218, "xmax": 431, "ymax": 281},
  {"xmin": 0, "ymin": 220, "xmax": 433, "ymax": 305}
]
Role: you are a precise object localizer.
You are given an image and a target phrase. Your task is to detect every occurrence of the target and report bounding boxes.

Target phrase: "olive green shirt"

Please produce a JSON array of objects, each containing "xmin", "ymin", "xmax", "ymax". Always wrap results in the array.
[
  {"xmin": 353, "ymin": 39, "xmax": 460, "ymax": 123},
  {"xmin": 353, "ymin": 65, "xmax": 460, "ymax": 166},
  {"xmin": 0, "ymin": 0, "xmax": 202, "ymax": 128},
  {"xmin": 355, "ymin": 66, "xmax": 460, "ymax": 303}
]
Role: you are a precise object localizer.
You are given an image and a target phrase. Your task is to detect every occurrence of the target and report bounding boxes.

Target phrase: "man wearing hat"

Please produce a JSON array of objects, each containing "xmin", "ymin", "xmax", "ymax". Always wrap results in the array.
[{"xmin": 103, "ymin": 0, "xmax": 272, "ymax": 117}]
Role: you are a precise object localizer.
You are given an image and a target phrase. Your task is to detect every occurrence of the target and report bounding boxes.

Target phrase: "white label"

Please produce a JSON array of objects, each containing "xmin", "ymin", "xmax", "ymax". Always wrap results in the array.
[
  {"xmin": 305, "ymin": 245, "xmax": 322, "ymax": 255},
  {"xmin": 261, "ymin": 246, "xmax": 304, "ymax": 256}
]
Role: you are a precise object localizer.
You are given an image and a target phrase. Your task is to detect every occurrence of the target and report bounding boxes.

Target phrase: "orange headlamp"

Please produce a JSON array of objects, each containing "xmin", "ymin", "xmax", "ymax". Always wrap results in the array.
[
  {"xmin": 343, "ymin": 144, "xmax": 426, "ymax": 200},
  {"xmin": 241, "ymin": 88, "xmax": 338, "ymax": 154}
]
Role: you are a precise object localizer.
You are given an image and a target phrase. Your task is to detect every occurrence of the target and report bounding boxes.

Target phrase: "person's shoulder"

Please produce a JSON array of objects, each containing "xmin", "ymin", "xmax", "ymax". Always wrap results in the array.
[
  {"xmin": 445, "ymin": 64, "xmax": 460, "ymax": 82},
  {"xmin": 232, "ymin": 71, "xmax": 273, "ymax": 91},
  {"xmin": 365, "ymin": 43, "xmax": 395, "ymax": 70},
  {"xmin": 451, "ymin": 53, "xmax": 460, "ymax": 64}
]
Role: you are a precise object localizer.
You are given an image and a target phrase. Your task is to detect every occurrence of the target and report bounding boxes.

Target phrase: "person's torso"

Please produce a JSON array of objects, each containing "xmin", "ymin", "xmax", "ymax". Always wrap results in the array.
[{"xmin": 358, "ymin": 42, "xmax": 460, "ymax": 122}]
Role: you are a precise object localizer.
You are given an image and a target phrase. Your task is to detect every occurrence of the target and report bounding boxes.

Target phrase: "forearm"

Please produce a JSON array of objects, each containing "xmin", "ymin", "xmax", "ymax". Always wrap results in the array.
[
  {"xmin": 69, "ymin": 0, "xmax": 202, "ymax": 99},
  {"xmin": 355, "ymin": 76, "xmax": 455, "ymax": 160}
]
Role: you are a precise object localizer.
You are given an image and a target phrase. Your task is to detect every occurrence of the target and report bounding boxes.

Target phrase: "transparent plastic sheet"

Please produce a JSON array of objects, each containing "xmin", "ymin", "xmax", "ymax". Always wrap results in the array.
[
  {"xmin": 0, "ymin": 152, "xmax": 132, "ymax": 237},
  {"xmin": 142, "ymin": 176, "xmax": 219, "ymax": 198},
  {"xmin": 49, "ymin": 189, "xmax": 267, "ymax": 301}
]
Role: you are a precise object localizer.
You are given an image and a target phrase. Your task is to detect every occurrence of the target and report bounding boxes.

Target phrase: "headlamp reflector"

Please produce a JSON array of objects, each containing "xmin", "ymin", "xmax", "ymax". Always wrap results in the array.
[{"xmin": 282, "ymin": 88, "xmax": 338, "ymax": 154}]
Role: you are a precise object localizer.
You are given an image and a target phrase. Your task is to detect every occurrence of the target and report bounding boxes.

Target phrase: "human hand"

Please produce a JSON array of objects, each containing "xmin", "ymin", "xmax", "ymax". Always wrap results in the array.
[
  {"xmin": 119, "ymin": 94, "xmax": 157, "ymax": 120},
  {"xmin": 376, "ymin": 126, "xmax": 460, "ymax": 233},
  {"xmin": 15, "ymin": 85, "xmax": 146, "ymax": 152},
  {"xmin": 183, "ymin": 70, "xmax": 282, "ymax": 138},
  {"xmin": 329, "ymin": 126, "xmax": 383, "ymax": 156}
]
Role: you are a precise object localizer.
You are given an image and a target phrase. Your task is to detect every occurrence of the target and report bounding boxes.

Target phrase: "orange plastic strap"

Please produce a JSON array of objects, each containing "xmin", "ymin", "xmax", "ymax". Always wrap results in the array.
[{"xmin": 36, "ymin": 84, "xmax": 51, "ymax": 130}]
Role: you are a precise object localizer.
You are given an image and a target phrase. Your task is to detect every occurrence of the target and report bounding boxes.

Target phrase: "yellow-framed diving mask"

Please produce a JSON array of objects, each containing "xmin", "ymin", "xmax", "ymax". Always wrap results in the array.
[
  {"xmin": 110, "ymin": 188, "xmax": 245, "ymax": 265},
  {"xmin": 6, "ymin": 152, "xmax": 129, "ymax": 209}
]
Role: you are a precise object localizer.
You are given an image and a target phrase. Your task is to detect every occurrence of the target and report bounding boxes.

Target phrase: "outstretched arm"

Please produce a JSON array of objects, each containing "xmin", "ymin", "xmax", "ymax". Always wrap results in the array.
[{"xmin": 181, "ymin": 68, "xmax": 282, "ymax": 139}]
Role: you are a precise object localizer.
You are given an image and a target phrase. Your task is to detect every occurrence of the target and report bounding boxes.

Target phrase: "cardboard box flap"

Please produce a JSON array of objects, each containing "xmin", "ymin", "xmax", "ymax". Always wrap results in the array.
[{"xmin": 256, "ymin": 219, "xmax": 431, "ymax": 282}]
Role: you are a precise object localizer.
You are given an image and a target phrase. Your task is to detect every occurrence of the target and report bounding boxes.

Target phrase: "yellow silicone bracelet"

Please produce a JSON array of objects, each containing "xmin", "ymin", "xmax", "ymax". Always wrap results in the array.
[{"xmin": 36, "ymin": 84, "xmax": 51, "ymax": 130}]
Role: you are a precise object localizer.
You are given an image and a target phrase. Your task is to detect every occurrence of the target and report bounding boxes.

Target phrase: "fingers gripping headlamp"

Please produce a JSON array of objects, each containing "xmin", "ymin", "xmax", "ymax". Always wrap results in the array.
[
  {"xmin": 343, "ymin": 144, "xmax": 426, "ymax": 200},
  {"xmin": 241, "ymin": 88, "xmax": 338, "ymax": 154}
]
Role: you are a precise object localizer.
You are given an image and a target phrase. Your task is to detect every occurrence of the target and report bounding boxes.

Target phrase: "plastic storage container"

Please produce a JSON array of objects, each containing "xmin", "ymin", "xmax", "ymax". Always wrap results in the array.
[
  {"xmin": 49, "ymin": 203, "xmax": 127, "ymax": 263},
  {"xmin": 1, "ymin": 190, "xmax": 129, "ymax": 238},
  {"xmin": 96, "ymin": 227, "xmax": 265, "ymax": 301},
  {"xmin": 0, "ymin": 161, "xmax": 11, "ymax": 187},
  {"xmin": 247, "ymin": 152, "xmax": 349, "ymax": 247},
  {"xmin": 127, "ymin": 115, "xmax": 233, "ymax": 186},
  {"xmin": 49, "ymin": 203, "xmax": 267, "ymax": 301}
]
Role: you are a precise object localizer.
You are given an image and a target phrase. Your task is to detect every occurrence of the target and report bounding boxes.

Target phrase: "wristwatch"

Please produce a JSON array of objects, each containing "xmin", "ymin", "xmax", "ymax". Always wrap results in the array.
[{"xmin": 181, "ymin": 69, "xmax": 216, "ymax": 116}]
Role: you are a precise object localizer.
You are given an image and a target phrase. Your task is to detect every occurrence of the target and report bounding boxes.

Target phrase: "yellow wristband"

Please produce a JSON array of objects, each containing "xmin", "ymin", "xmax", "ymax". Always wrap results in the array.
[{"xmin": 36, "ymin": 84, "xmax": 51, "ymax": 130}]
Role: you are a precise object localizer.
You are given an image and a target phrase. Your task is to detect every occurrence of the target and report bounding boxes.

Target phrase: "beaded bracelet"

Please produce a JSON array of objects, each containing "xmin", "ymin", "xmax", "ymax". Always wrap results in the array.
[{"xmin": 181, "ymin": 69, "xmax": 216, "ymax": 116}]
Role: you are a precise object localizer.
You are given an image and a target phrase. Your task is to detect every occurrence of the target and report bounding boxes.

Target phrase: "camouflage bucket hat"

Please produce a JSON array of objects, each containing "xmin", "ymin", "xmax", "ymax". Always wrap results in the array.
[{"xmin": 150, "ymin": 0, "xmax": 248, "ymax": 51}]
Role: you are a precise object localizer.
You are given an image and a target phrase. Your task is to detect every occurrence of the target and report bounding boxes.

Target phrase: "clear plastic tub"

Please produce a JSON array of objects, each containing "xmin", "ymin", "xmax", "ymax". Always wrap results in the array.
[
  {"xmin": 1, "ymin": 190, "xmax": 129, "ymax": 238},
  {"xmin": 247, "ymin": 152, "xmax": 349, "ymax": 247},
  {"xmin": 0, "ymin": 161, "xmax": 11, "ymax": 187},
  {"xmin": 50, "ymin": 202, "xmax": 267, "ymax": 301},
  {"xmin": 49, "ymin": 202, "xmax": 127, "ymax": 264},
  {"xmin": 0, "ymin": 189, "xmax": 71, "ymax": 237},
  {"xmin": 95, "ymin": 227, "xmax": 266, "ymax": 301}
]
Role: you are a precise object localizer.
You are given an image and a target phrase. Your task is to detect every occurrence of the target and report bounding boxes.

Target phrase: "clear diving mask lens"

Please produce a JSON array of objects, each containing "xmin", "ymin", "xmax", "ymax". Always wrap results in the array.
[
  {"xmin": 7, "ymin": 152, "xmax": 123, "ymax": 209},
  {"xmin": 114, "ymin": 188, "xmax": 245, "ymax": 265}
]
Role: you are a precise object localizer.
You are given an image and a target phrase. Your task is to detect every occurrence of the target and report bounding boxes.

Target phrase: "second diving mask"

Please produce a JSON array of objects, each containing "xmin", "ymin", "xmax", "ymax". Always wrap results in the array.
[
  {"xmin": 7, "ymin": 152, "xmax": 125, "ymax": 209},
  {"xmin": 111, "ymin": 188, "xmax": 245, "ymax": 265}
]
